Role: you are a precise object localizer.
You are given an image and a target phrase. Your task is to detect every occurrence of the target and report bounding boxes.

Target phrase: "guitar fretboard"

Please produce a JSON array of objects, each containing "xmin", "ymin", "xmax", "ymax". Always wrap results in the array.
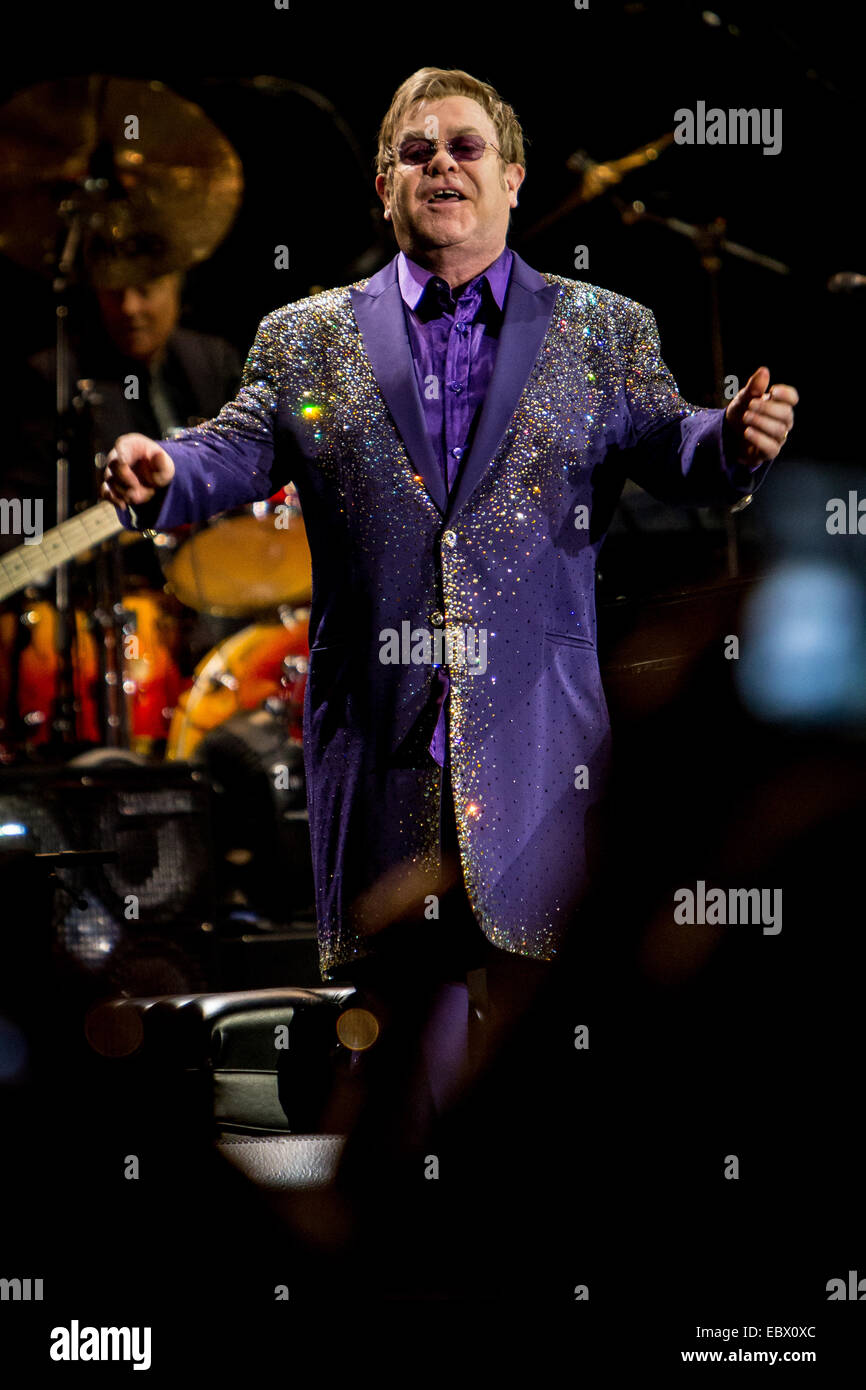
[{"xmin": 0, "ymin": 501, "xmax": 123, "ymax": 602}]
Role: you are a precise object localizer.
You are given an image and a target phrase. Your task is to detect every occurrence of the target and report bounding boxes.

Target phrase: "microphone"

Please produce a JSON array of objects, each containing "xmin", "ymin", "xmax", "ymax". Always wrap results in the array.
[{"xmin": 827, "ymin": 271, "xmax": 866, "ymax": 292}]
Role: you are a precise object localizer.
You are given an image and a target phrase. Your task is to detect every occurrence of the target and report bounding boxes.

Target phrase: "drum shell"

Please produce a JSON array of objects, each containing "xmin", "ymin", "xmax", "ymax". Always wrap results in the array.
[{"xmin": 166, "ymin": 617, "xmax": 309, "ymax": 762}]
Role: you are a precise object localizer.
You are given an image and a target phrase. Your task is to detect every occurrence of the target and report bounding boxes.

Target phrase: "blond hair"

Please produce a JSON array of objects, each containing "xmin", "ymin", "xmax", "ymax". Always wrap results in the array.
[{"xmin": 376, "ymin": 67, "xmax": 527, "ymax": 185}]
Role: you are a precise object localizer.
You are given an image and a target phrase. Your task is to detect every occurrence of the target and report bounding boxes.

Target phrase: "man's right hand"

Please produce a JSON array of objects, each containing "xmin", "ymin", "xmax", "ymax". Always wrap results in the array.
[{"xmin": 101, "ymin": 433, "xmax": 175, "ymax": 510}]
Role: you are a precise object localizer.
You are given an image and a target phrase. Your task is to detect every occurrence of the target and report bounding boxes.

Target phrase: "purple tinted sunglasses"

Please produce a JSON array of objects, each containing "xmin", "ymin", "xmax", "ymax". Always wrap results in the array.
[{"xmin": 394, "ymin": 134, "xmax": 503, "ymax": 166}]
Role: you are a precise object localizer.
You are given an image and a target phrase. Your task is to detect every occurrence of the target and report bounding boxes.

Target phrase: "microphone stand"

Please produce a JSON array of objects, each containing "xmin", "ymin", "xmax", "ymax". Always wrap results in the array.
[
  {"xmin": 46, "ymin": 199, "xmax": 87, "ymax": 754},
  {"xmin": 45, "ymin": 184, "xmax": 135, "ymax": 756},
  {"xmin": 611, "ymin": 198, "xmax": 793, "ymax": 578},
  {"xmin": 613, "ymin": 197, "xmax": 791, "ymax": 403}
]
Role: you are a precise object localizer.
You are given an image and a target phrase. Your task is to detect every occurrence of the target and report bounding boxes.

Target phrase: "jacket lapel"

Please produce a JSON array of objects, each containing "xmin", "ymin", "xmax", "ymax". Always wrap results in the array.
[
  {"xmin": 350, "ymin": 250, "xmax": 560, "ymax": 520},
  {"xmin": 446, "ymin": 252, "xmax": 559, "ymax": 520},
  {"xmin": 350, "ymin": 259, "xmax": 448, "ymax": 514}
]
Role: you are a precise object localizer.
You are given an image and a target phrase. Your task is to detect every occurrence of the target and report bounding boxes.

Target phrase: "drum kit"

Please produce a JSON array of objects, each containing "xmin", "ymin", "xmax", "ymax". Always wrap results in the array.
[
  {"xmin": 0, "ymin": 76, "xmax": 313, "ymax": 768},
  {"xmin": 0, "ymin": 494, "xmax": 313, "ymax": 762}
]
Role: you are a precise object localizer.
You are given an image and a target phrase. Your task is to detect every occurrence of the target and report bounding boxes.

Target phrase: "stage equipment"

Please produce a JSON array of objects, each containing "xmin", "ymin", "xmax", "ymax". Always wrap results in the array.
[
  {"xmin": 166, "ymin": 610, "xmax": 308, "ymax": 762},
  {"xmin": 157, "ymin": 491, "xmax": 312, "ymax": 616},
  {"xmin": 0, "ymin": 74, "xmax": 242, "ymax": 751},
  {"xmin": 0, "ymin": 759, "xmax": 217, "ymax": 994},
  {"xmin": 0, "ymin": 75, "xmax": 243, "ymax": 284}
]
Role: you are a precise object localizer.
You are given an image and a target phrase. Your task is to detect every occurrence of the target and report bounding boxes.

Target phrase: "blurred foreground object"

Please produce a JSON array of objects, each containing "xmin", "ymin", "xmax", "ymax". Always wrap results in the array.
[{"xmin": 737, "ymin": 460, "xmax": 866, "ymax": 729}]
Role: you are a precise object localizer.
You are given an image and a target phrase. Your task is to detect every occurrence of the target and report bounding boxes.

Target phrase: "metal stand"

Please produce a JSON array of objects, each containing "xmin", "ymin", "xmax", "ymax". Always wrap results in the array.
[
  {"xmin": 612, "ymin": 199, "xmax": 792, "ymax": 579},
  {"xmin": 46, "ymin": 203, "xmax": 85, "ymax": 752},
  {"xmin": 45, "ymin": 194, "xmax": 135, "ymax": 755}
]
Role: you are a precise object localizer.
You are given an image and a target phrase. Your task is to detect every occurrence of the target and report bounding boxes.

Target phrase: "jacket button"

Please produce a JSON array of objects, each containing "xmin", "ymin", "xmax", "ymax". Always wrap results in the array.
[
  {"xmin": 430, "ymin": 610, "xmax": 444, "ymax": 626},
  {"xmin": 442, "ymin": 530, "xmax": 457, "ymax": 548}
]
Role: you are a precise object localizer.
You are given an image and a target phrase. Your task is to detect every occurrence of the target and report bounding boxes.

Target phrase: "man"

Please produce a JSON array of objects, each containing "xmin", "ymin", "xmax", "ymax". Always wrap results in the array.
[
  {"xmin": 10, "ymin": 270, "xmax": 240, "ymax": 529},
  {"xmin": 102, "ymin": 68, "xmax": 797, "ymax": 1145},
  {"xmin": 5, "ymin": 266, "xmax": 240, "ymax": 582}
]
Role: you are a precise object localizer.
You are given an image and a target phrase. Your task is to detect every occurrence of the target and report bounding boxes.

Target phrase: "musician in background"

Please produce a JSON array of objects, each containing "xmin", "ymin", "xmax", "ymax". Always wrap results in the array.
[
  {"xmin": 2, "ymin": 266, "xmax": 240, "ymax": 567},
  {"xmin": 0, "ymin": 264, "xmax": 242, "ymax": 752}
]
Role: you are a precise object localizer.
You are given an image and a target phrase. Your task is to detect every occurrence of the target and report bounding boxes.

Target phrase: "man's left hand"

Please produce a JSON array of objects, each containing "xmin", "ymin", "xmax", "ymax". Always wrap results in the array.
[{"xmin": 724, "ymin": 366, "xmax": 798, "ymax": 470}]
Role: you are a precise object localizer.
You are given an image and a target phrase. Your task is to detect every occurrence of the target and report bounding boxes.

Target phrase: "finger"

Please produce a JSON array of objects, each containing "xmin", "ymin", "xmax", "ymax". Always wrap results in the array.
[
  {"xmin": 113, "ymin": 434, "xmax": 153, "ymax": 472},
  {"xmin": 103, "ymin": 468, "xmax": 129, "ymax": 496},
  {"xmin": 727, "ymin": 368, "xmax": 771, "ymax": 421},
  {"xmin": 109, "ymin": 457, "xmax": 143, "ymax": 490},
  {"xmin": 101, "ymin": 481, "xmax": 128, "ymax": 508},
  {"xmin": 745, "ymin": 417, "xmax": 788, "ymax": 444},
  {"xmin": 743, "ymin": 425, "xmax": 781, "ymax": 454},
  {"xmin": 744, "ymin": 366, "xmax": 770, "ymax": 398},
  {"xmin": 113, "ymin": 437, "xmax": 135, "ymax": 464},
  {"xmin": 745, "ymin": 405, "xmax": 795, "ymax": 430},
  {"xmin": 745, "ymin": 397, "xmax": 795, "ymax": 422},
  {"xmin": 767, "ymin": 384, "xmax": 799, "ymax": 405}
]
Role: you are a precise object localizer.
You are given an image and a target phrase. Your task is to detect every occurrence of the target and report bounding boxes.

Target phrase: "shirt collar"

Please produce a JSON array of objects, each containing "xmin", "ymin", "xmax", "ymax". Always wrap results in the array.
[{"xmin": 397, "ymin": 246, "xmax": 513, "ymax": 312}]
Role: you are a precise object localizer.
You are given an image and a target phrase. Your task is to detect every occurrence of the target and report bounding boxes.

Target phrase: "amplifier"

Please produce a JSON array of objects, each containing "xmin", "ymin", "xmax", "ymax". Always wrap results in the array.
[{"xmin": 0, "ymin": 759, "xmax": 216, "ymax": 994}]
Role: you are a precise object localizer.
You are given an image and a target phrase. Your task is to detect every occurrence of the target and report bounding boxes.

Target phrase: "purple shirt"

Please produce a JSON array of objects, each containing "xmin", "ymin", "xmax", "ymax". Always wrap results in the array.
[
  {"xmin": 397, "ymin": 246, "xmax": 513, "ymax": 489},
  {"xmin": 397, "ymin": 247, "xmax": 514, "ymax": 766}
]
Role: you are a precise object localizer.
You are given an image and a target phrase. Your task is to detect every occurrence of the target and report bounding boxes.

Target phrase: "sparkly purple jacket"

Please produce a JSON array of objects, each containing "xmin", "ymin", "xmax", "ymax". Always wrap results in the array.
[{"xmin": 126, "ymin": 251, "xmax": 770, "ymax": 978}]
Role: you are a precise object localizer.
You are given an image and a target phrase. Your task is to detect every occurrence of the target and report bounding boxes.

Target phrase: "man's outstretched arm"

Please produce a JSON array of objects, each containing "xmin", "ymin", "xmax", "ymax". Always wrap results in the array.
[
  {"xmin": 102, "ymin": 310, "xmax": 286, "ymax": 529},
  {"xmin": 614, "ymin": 301, "xmax": 797, "ymax": 507}
]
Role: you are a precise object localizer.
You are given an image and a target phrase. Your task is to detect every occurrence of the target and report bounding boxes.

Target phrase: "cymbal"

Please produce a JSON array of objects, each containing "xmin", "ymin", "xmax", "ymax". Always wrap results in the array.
[{"xmin": 0, "ymin": 75, "xmax": 243, "ymax": 284}]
